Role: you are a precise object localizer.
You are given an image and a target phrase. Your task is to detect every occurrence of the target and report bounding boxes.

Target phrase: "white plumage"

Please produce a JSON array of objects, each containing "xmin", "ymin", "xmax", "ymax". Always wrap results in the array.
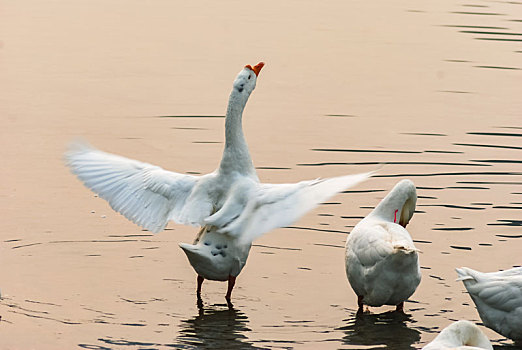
[
  {"xmin": 422, "ymin": 320, "xmax": 493, "ymax": 350},
  {"xmin": 66, "ymin": 62, "xmax": 372, "ymax": 301},
  {"xmin": 66, "ymin": 142, "xmax": 204, "ymax": 232},
  {"xmin": 456, "ymin": 266, "xmax": 522, "ymax": 343},
  {"xmin": 345, "ymin": 179, "xmax": 420, "ymax": 311}
]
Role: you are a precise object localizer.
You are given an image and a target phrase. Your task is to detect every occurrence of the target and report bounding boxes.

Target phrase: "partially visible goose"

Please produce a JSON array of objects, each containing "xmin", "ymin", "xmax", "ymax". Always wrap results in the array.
[
  {"xmin": 66, "ymin": 62, "xmax": 373, "ymax": 302},
  {"xmin": 422, "ymin": 320, "xmax": 493, "ymax": 350},
  {"xmin": 345, "ymin": 179, "xmax": 420, "ymax": 312},
  {"xmin": 456, "ymin": 266, "xmax": 522, "ymax": 343}
]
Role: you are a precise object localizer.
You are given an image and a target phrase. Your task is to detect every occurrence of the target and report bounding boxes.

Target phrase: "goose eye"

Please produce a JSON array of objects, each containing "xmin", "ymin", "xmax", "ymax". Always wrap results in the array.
[{"xmin": 248, "ymin": 75, "xmax": 251, "ymax": 80}]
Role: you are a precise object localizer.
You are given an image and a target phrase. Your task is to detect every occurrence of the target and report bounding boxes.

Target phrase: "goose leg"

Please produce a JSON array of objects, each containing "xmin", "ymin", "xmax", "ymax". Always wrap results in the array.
[
  {"xmin": 395, "ymin": 302, "xmax": 404, "ymax": 312},
  {"xmin": 357, "ymin": 295, "xmax": 364, "ymax": 310},
  {"xmin": 225, "ymin": 275, "xmax": 236, "ymax": 302},
  {"xmin": 197, "ymin": 294, "xmax": 204, "ymax": 310},
  {"xmin": 197, "ymin": 275, "xmax": 204, "ymax": 295}
]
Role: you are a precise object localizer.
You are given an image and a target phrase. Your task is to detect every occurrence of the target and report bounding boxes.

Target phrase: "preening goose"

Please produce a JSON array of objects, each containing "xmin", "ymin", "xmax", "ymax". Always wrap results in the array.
[
  {"xmin": 422, "ymin": 320, "xmax": 493, "ymax": 350},
  {"xmin": 66, "ymin": 62, "xmax": 373, "ymax": 302},
  {"xmin": 345, "ymin": 179, "xmax": 421, "ymax": 312},
  {"xmin": 456, "ymin": 266, "xmax": 522, "ymax": 343}
]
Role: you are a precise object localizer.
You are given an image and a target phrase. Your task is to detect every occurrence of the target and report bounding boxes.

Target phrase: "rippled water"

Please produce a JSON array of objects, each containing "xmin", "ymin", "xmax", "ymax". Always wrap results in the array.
[{"xmin": 1, "ymin": 0, "xmax": 521, "ymax": 348}]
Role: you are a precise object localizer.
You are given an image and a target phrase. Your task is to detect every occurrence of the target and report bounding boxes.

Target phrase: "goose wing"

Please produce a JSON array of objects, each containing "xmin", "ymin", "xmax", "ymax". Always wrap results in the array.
[
  {"xmin": 209, "ymin": 172, "xmax": 372, "ymax": 244},
  {"xmin": 476, "ymin": 278, "xmax": 522, "ymax": 312},
  {"xmin": 347, "ymin": 223, "xmax": 395, "ymax": 267},
  {"xmin": 457, "ymin": 267, "xmax": 522, "ymax": 312},
  {"xmin": 65, "ymin": 142, "xmax": 213, "ymax": 233}
]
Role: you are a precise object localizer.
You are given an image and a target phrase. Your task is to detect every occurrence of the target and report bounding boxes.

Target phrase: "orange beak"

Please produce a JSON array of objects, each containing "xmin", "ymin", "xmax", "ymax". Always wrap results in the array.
[{"xmin": 244, "ymin": 62, "xmax": 265, "ymax": 76}]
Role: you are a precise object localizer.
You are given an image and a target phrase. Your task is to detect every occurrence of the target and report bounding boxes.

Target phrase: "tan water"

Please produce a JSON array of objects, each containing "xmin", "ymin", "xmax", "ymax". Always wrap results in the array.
[{"xmin": 1, "ymin": 0, "xmax": 521, "ymax": 348}]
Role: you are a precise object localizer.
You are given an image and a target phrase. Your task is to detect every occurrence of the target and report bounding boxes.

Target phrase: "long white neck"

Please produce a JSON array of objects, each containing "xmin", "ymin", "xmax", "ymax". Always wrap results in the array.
[
  {"xmin": 369, "ymin": 180, "xmax": 416, "ymax": 225},
  {"xmin": 218, "ymin": 88, "xmax": 256, "ymax": 177}
]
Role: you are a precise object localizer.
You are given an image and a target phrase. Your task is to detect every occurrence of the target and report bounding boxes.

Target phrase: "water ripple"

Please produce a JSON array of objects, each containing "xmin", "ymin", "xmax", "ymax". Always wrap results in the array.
[
  {"xmin": 432, "ymin": 227, "xmax": 474, "ymax": 231},
  {"xmin": 472, "ymin": 159, "xmax": 522, "ymax": 164},
  {"xmin": 460, "ymin": 30, "xmax": 522, "ymax": 36},
  {"xmin": 476, "ymin": 38, "xmax": 522, "ymax": 42},
  {"xmin": 155, "ymin": 115, "xmax": 225, "ymax": 118},
  {"xmin": 442, "ymin": 24, "xmax": 508, "ymax": 29},
  {"xmin": 297, "ymin": 161, "xmax": 489, "ymax": 167},
  {"xmin": 454, "ymin": 143, "xmax": 522, "ymax": 150},
  {"xmin": 374, "ymin": 171, "xmax": 522, "ymax": 178},
  {"xmin": 474, "ymin": 65, "xmax": 521, "ymax": 70},
  {"xmin": 286, "ymin": 226, "xmax": 350, "ymax": 234},
  {"xmin": 488, "ymin": 219, "xmax": 522, "ymax": 226},
  {"xmin": 418, "ymin": 204, "xmax": 485, "ymax": 210},
  {"xmin": 312, "ymin": 148, "xmax": 421, "ymax": 154},
  {"xmin": 467, "ymin": 132, "xmax": 522, "ymax": 137},
  {"xmin": 450, "ymin": 11, "xmax": 505, "ymax": 15}
]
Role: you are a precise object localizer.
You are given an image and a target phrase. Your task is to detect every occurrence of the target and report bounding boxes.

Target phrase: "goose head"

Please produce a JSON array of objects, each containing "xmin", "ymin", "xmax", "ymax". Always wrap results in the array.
[
  {"xmin": 398, "ymin": 180, "xmax": 417, "ymax": 228},
  {"xmin": 233, "ymin": 62, "xmax": 264, "ymax": 95},
  {"xmin": 424, "ymin": 320, "xmax": 493, "ymax": 349},
  {"xmin": 372, "ymin": 179, "xmax": 417, "ymax": 228}
]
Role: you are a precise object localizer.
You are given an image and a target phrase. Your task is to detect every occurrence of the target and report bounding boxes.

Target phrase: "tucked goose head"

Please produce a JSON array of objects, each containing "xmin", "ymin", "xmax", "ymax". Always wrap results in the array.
[
  {"xmin": 233, "ymin": 62, "xmax": 264, "ymax": 95},
  {"xmin": 398, "ymin": 181, "xmax": 416, "ymax": 227},
  {"xmin": 423, "ymin": 320, "xmax": 493, "ymax": 349},
  {"xmin": 373, "ymin": 179, "xmax": 417, "ymax": 228}
]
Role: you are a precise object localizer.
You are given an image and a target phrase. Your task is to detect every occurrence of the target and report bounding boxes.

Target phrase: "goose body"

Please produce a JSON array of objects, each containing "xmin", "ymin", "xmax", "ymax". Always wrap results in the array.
[
  {"xmin": 422, "ymin": 320, "xmax": 493, "ymax": 350},
  {"xmin": 66, "ymin": 62, "xmax": 372, "ymax": 301},
  {"xmin": 456, "ymin": 266, "xmax": 522, "ymax": 343},
  {"xmin": 345, "ymin": 179, "xmax": 420, "ymax": 311},
  {"xmin": 179, "ymin": 228, "xmax": 251, "ymax": 281}
]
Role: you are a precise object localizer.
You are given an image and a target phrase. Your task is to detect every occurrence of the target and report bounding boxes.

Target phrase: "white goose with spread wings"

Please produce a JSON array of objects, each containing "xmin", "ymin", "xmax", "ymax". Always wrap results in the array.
[
  {"xmin": 456, "ymin": 266, "xmax": 522, "ymax": 343},
  {"xmin": 345, "ymin": 179, "xmax": 421, "ymax": 312},
  {"xmin": 66, "ymin": 62, "xmax": 372, "ymax": 302}
]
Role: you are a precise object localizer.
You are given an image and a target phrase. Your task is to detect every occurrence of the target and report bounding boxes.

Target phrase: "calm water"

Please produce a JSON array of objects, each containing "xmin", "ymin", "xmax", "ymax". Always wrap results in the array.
[{"xmin": 1, "ymin": 0, "xmax": 521, "ymax": 348}]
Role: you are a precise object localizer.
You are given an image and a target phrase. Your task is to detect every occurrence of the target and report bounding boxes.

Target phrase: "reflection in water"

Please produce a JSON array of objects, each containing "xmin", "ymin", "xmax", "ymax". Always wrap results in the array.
[
  {"xmin": 86, "ymin": 302, "xmax": 260, "ymax": 349},
  {"xmin": 175, "ymin": 302, "xmax": 259, "ymax": 349},
  {"xmin": 339, "ymin": 311, "xmax": 421, "ymax": 349},
  {"xmin": 493, "ymin": 342, "xmax": 522, "ymax": 350}
]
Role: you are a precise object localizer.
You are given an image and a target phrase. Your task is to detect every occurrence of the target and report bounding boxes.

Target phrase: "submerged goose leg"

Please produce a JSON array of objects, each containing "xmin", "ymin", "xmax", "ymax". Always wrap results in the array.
[
  {"xmin": 357, "ymin": 295, "xmax": 364, "ymax": 310},
  {"xmin": 197, "ymin": 275, "xmax": 204, "ymax": 295},
  {"xmin": 357, "ymin": 296, "xmax": 371, "ymax": 313},
  {"xmin": 395, "ymin": 302, "xmax": 404, "ymax": 312},
  {"xmin": 225, "ymin": 275, "xmax": 236, "ymax": 303}
]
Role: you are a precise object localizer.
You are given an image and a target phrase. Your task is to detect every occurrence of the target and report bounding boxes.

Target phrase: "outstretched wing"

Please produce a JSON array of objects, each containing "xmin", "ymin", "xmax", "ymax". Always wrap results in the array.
[
  {"xmin": 65, "ymin": 142, "xmax": 212, "ymax": 233},
  {"xmin": 217, "ymin": 172, "xmax": 373, "ymax": 244}
]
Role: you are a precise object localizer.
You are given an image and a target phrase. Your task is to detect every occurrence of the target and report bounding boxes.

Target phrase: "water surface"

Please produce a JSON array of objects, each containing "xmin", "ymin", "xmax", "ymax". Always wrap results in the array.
[{"xmin": 1, "ymin": 0, "xmax": 521, "ymax": 348}]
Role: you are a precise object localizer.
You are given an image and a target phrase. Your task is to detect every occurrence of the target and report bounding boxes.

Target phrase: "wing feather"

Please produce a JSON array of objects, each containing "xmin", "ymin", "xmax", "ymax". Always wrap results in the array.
[
  {"xmin": 347, "ymin": 223, "xmax": 395, "ymax": 267},
  {"xmin": 65, "ymin": 142, "xmax": 207, "ymax": 232},
  {"xmin": 219, "ymin": 172, "xmax": 372, "ymax": 243},
  {"xmin": 457, "ymin": 267, "xmax": 522, "ymax": 312}
]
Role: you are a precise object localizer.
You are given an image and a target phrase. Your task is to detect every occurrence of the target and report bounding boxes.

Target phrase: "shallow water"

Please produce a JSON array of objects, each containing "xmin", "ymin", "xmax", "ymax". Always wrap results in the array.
[{"xmin": 1, "ymin": 0, "xmax": 521, "ymax": 349}]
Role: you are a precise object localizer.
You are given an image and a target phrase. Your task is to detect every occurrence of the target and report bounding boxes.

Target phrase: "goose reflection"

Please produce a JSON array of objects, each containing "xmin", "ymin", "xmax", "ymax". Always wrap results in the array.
[
  {"xmin": 176, "ymin": 301, "xmax": 259, "ymax": 349},
  {"xmin": 338, "ymin": 310, "xmax": 421, "ymax": 349}
]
